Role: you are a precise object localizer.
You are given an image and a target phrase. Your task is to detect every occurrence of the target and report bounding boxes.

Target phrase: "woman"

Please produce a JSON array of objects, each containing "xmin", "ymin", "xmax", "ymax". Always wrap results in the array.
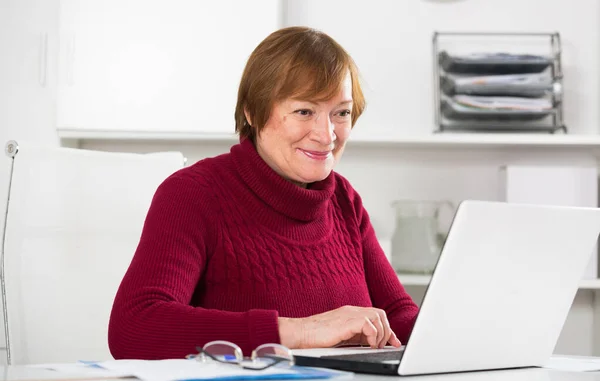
[{"xmin": 108, "ymin": 26, "xmax": 418, "ymax": 360}]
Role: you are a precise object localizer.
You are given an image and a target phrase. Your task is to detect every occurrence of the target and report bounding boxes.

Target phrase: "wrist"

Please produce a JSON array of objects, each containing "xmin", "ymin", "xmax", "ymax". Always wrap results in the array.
[{"xmin": 278, "ymin": 317, "xmax": 304, "ymax": 349}]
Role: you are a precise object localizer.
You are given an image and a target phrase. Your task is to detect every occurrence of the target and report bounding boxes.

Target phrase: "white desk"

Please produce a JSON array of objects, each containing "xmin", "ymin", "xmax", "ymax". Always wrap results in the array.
[
  {"xmin": 353, "ymin": 368, "xmax": 598, "ymax": 381},
  {"xmin": 0, "ymin": 365, "xmax": 111, "ymax": 380},
  {"xmin": 0, "ymin": 364, "xmax": 596, "ymax": 381}
]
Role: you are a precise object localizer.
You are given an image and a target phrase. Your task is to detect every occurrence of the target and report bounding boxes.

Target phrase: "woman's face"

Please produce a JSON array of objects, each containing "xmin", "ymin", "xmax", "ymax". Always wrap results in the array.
[{"xmin": 253, "ymin": 73, "xmax": 353, "ymax": 186}]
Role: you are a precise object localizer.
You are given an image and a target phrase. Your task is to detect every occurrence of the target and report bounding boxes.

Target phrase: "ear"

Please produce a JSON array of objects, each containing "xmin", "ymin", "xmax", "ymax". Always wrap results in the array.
[{"xmin": 243, "ymin": 108, "xmax": 253, "ymax": 126}]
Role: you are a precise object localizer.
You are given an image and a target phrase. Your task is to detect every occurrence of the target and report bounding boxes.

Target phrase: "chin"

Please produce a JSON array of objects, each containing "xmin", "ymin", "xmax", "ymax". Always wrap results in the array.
[{"xmin": 299, "ymin": 169, "xmax": 333, "ymax": 183}]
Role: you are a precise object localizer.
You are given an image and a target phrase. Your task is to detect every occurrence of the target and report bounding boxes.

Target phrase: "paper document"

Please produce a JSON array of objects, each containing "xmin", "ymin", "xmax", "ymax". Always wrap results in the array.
[
  {"xmin": 453, "ymin": 73, "xmax": 551, "ymax": 87},
  {"xmin": 28, "ymin": 362, "xmax": 133, "ymax": 377},
  {"xmin": 459, "ymin": 53, "xmax": 549, "ymax": 61},
  {"xmin": 96, "ymin": 359, "xmax": 352, "ymax": 381},
  {"xmin": 544, "ymin": 355, "xmax": 600, "ymax": 372},
  {"xmin": 453, "ymin": 95, "xmax": 552, "ymax": 111}
]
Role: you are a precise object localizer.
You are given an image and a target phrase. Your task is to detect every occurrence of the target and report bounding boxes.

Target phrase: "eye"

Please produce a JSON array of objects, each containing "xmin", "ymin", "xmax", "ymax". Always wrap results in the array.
[
  {"xmin": 294, "ymin": 109, "xmax": 313, "ymax": 116},
  {"xmin": 337, "ymin": 110, "xmax": 352, "ymax": 117}
]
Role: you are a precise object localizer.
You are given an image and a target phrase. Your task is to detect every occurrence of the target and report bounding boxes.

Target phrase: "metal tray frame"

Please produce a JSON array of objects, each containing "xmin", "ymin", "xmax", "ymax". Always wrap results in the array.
[{"xmin": 432, "ymin": 31, "xmax": 565, "ymax": 134}]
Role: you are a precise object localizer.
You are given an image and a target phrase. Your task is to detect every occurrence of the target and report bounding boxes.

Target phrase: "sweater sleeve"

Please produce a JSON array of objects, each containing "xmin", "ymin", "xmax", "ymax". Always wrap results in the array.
[
  {"xmin": 108, "ymin": 174, "xmax": 280, "ymax": 360},
  {"xmin": 343, "ymin": 181, "xmax": 419, "ymax": 344}
]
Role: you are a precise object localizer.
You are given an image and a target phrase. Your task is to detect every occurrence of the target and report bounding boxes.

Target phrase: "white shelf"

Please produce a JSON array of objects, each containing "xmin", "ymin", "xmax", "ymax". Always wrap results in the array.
[
  {"xmin": 56, "ymin": 128, "xmax": 600, "ymax": 152},
  {"xmin": 397, "ymin": 274, "xmax": 432, "ymax": 286},
  {"xmin": 579, "ymin": 279, "xmax": 600, "ymax": 290},
  {"xmin": 398, "ymin": 274, "xmax": 600, "ymax": 290},
  {"xmin": 348, "ymin": 133, "xmax": 600, "ymax": 150},
  {"xmin": 57, "ymin": 129, "xmax": 239, "ymax": 142}
]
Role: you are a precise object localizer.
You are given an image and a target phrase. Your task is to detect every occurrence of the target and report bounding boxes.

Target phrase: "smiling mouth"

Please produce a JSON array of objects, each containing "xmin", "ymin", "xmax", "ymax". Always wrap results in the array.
[{"xmin": 298, "ymin": 149, "xmax": 332, "ymax": 161}]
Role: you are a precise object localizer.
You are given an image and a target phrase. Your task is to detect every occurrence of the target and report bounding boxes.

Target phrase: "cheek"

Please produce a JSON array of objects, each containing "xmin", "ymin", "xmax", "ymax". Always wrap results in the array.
[
  {"xmin": 282, "ymin": 117, "xmax": 313, "ymax": 143},
  {"xmin": 264, "ymin": 116, "xmax": 291, "ymax": 144},
  {"xmin": 335, "ymin": 124, "xmax": 352, "ymax": 143}
]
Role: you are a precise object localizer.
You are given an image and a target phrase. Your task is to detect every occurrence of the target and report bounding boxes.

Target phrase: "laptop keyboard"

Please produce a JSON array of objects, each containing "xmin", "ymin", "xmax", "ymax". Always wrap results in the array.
[{"xmin": 321, "ymin": 348, "xmax": 404, "ymax": 363}]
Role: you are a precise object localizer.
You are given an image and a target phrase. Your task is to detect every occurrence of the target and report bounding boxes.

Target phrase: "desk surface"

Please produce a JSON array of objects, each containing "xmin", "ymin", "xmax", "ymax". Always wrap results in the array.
[
  {"xmin": 354, "ymin": 368, "xmax": 600, "ymax": 380},
  {"xmin": 0, "ymin": 365, "xmax": 597, "ymax": 381},
  {"xmin": 0, "ymin": 365, "xmax": 115, "ymax": 380}
]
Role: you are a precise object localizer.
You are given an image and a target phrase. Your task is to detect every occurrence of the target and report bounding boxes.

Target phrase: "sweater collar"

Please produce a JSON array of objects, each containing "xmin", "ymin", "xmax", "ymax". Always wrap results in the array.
[{"xmin": 231, "ymin": 138, "xmax": 335, "ymax": 222}]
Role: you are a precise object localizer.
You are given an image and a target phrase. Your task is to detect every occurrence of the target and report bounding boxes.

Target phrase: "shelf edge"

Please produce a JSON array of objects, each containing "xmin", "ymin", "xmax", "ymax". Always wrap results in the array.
[
  {"xmin": 398, "ymin": 274, "xmax": 600, "ymax": 290},
  {"xmin": 57, "ymin": 129, "xmax": 600, "ymax": 149}
]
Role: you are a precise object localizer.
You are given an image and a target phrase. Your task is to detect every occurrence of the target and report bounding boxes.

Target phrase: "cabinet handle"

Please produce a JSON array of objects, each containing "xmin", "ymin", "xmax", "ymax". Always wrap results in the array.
[{"xmin": 38, "ymin": 33, "xmax": 48, "ymax": 87}]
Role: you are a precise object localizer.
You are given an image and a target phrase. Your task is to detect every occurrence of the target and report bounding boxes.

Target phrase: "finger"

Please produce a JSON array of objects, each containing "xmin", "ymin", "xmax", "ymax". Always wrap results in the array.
[
  {"xmin": 388, "ymin": 331, "xmax": 402, "ymax": 348},
  {"xmin": 370, "ymin": 313, "xmax": 384, "ymax": 349},
  {"xmin": 376, "ymin": 310, "xmax": 392, "ymax": 349},
  {"xmin": 361, "ymin": 317, "xmax": 379, "ymax": 348},
  {"xmin": 340, "ymin": 318, "xmax": 375, "ymax": 347}
]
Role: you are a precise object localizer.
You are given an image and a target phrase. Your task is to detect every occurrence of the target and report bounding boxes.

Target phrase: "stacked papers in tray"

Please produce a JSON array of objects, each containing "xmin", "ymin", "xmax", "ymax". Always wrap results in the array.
[{"xmin": 452, "ymin": 95, "xmax": 552, "ymax": 111}]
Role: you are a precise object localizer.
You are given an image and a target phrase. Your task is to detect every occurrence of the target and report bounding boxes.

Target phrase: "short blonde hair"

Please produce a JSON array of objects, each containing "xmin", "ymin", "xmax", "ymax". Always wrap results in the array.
[{"xmin": 235, "ymin": 26, "xmax": 366, "ymax": 141}]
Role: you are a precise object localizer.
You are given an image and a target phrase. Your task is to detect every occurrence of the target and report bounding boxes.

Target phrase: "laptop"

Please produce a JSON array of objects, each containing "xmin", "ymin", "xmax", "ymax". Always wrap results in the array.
[{"xmin": 293, "ymin": 200, "xmax": 600, "ymax": 376}]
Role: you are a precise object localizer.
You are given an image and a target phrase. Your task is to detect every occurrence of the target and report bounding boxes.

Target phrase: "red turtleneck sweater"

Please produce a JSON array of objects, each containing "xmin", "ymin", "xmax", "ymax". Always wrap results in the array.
[{"xmin": 108, "ymin": 139, "xmax": 419, "ymax": 360}]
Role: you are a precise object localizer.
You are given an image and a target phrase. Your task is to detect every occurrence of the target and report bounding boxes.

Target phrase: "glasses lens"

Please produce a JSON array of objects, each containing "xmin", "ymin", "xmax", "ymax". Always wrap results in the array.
[
  {"xmin": 252, "ymin": 344, "xmax": 294, "ymax": 367},
  {"xmin": 204, "ymin": 341, "xmax": 243, "ymax": 363}
]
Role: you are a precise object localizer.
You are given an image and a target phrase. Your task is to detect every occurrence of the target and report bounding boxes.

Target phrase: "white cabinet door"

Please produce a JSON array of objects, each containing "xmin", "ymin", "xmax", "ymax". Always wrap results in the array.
[
  {"xmin": 0, "ymin": 0, "xmax": 60, "ymax": 360},
  {"xmin": 58, "ymin": 0, "xmax": 281, "ymax": 135}
]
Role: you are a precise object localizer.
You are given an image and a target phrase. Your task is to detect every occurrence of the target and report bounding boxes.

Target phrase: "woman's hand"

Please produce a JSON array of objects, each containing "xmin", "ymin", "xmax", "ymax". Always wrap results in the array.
[{"xmin": 278, "ymin": 305, "xmax": 402, "ymax": 349}]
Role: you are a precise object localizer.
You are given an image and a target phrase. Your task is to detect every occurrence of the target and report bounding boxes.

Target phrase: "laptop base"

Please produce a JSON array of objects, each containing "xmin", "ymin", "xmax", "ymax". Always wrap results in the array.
[{"xmin": 294, "ymin": 355, "xmax": 400, "ymax": 375}]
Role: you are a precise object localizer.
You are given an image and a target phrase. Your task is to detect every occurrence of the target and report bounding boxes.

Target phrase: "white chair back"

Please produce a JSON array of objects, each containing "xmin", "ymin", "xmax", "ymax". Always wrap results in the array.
[{"xmin": 1, "ymin": 140, "xmax": 185, "ymax": 364}]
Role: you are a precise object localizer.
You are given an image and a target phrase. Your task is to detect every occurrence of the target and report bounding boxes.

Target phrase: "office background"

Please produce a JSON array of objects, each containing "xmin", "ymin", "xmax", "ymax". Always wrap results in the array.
[{"xmin": 1, "ymin": 0, "xmax": 600, "ymax": 362}]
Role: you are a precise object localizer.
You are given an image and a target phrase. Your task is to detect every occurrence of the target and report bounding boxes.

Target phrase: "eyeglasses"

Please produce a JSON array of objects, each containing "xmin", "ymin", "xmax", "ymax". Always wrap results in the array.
[{"xmin": 186, "ymin": 340, "xmax": 295, "ymax": 371}]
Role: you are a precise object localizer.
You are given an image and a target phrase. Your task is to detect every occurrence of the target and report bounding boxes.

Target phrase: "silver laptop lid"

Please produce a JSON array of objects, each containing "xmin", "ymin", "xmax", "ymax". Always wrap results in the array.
[{"xmin": 399, "ymin": 200, "xmax": 600, "ymax": 375}]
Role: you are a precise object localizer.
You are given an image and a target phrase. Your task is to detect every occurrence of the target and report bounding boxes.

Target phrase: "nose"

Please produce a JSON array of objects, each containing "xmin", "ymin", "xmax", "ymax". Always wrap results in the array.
[{"xmin": 312, "ymin": 113, "xmax": 336, "ymax": 146}]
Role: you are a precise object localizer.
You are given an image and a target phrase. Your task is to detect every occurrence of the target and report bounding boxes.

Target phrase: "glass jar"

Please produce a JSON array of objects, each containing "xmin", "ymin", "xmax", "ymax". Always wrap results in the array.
[{"xmin": 391, "ymin": 200, "xmax": 454, "ymax": 274}]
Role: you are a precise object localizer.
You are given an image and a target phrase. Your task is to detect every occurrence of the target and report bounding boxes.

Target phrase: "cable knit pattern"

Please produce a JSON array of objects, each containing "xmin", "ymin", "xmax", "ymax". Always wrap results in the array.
[{"xmin": 108, "ymin": 138, "xmax": 419, "ymax": 360}]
